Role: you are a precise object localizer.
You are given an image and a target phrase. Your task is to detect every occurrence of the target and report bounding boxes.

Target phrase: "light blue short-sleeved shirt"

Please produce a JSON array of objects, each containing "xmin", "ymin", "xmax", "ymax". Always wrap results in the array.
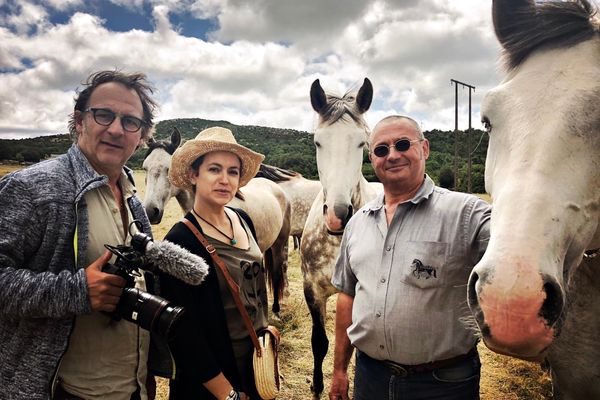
[{"xmin": 332, "ymin": 175, "xmax": 490, "ymax": 365}]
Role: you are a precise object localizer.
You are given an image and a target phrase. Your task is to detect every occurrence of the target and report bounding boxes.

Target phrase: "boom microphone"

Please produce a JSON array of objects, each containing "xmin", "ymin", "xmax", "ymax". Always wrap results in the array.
[{"xmin": 130, "ymin": 232, "xmax": 209, "ymax": 285}]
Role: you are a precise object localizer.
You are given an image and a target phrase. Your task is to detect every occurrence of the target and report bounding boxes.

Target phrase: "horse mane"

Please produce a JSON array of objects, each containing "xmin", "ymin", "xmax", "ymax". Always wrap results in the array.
[
  {"xmin": 319, "ymin": 90, "xmax": 369, "ymax": 130},
  {"xmin": 144, "ymin": 137, "xmax": 178, "ymax": 159},
  {"xmin": 255, "ymin": 164, "xmax": 299, "ymax": 182},
  {"xmin": 498, "ymin": 0, "xmax": 598, "ymax": 70}
]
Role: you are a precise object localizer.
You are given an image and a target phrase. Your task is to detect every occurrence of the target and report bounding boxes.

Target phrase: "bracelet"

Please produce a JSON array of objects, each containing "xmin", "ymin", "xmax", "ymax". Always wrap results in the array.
[{"xmin": 225, "ymin": 389, "xmax": 240, "ymax": 400}]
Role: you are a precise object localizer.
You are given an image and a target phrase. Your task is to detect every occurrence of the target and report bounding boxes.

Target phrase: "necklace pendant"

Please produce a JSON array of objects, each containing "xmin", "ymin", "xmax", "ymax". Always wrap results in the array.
[{"xmin": 230, "ymin": 238, "xmax": 237, "ymax": 245}]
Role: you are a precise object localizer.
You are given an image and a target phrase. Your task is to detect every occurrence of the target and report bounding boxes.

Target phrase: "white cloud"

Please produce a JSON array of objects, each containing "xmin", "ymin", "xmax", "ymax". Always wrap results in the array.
[{"xmin": 0, "ymin": 0, "xmax": 504, "ymax": 139}]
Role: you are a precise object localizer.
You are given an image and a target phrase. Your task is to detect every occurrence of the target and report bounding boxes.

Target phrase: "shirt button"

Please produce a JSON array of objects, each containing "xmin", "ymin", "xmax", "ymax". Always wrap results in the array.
[
  {"xmin": 386, "ymin": 246, "xmax": 392, "ymax": 251},
  {"xmin": 376, "ymin": 312, "xmax": 381, "ymax": 317},
  {"xmin": 379, "ymin": 345, "xmax": 385, "ymax": 350},
  {"xmin": 380, "ymin": 278, "xmax": 386, "ymax": 283}
]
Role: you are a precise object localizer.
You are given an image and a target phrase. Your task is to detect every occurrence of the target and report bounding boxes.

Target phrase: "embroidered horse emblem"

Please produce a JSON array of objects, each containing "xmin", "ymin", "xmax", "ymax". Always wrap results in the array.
[{"xmin": 411, "ymin": 259, "xmax": 437, "ymax": 279}]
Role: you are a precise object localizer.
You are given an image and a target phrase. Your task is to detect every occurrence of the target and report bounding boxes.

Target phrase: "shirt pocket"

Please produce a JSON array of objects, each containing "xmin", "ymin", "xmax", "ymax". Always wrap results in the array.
[{"xmin": 397, "ymin": 241, "xmax": 449, "ymax": 289}]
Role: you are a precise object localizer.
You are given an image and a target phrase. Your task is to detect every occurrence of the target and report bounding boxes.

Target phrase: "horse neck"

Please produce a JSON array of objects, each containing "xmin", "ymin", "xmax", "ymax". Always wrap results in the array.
[
  {"xmin": 176, "ymin": 189, "xmax": 194, "ymax": 213},
  {"xmin": 351, "ymin": 176, "xmax": 371, "ymax": 209}
]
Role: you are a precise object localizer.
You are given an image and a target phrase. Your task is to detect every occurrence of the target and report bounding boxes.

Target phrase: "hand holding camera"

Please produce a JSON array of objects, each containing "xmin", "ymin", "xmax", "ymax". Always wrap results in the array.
[
  {"xmin": 85, "ymin": 250, "xmax": 127, "ymax": 313},
  {"xmin": 84, "ymin": 222, "xmax": 209, "ymax": 340}
]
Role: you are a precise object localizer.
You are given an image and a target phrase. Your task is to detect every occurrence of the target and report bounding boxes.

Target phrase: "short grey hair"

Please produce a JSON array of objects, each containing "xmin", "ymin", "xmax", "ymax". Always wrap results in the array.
[{"xmin": 370, "ymin": 115, "xmax": 425, "ymax": 147}]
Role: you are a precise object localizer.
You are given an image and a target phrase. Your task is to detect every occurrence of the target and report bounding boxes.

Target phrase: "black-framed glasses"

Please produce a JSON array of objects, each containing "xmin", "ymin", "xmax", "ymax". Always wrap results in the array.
[
  {"xmin": 372, "ymin": 138, "xmax": 423, "ymax": 158},
  {"xmin": 84, "ymin": 108, "xmax": 145, "ymax": 133}
]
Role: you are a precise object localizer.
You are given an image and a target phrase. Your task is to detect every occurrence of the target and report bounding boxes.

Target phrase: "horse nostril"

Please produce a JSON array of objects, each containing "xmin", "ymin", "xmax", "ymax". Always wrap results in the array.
[
  {"xmin": 468, "ymin": 271, "xmax": 479, "ymax": 308},
  {"xmin": 540, "ymin": 278, "xmax": 564, "ymax": 327}
]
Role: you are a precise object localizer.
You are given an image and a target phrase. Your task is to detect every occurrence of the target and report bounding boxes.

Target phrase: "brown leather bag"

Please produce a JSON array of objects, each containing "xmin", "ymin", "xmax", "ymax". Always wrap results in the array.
[{"xmin": 182, "ymin": 219, "xmax": 281, "ymax": 399}]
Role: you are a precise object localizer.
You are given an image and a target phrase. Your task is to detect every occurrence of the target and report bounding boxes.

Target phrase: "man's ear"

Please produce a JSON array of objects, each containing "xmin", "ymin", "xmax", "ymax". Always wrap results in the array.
[
  {"xmin": 422, "ymin": 139, "xmax": 430, "ymax": 160},
  {"xmin": 74, "ymin": 110, "xmax": 84, "ymax": 136}
]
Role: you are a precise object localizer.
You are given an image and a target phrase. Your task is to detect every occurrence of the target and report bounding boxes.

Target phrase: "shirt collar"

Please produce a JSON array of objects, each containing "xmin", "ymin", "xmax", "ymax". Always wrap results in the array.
[{"xmin": 364, "ymin": 174, "xmax": 435, "ymax": 213}]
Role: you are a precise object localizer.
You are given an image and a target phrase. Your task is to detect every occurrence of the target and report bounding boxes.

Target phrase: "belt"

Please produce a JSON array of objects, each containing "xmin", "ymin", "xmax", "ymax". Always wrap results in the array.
[{"xmin": 382, "ymin": 348, "xmax": 477, "ymax": 378}]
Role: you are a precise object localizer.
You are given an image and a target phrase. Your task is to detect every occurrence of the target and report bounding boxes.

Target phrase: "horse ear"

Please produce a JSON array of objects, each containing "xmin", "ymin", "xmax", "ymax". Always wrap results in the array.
[
  {"xmin": 171, "ymin": 127, "xmax": 182, "ymax": 149},
  {"xmin": 356, "ymin": 78, "xmax": 373, "ymax": 114},
  {"xmin": 492, "ymin": 0, "xmax": 535, "ymax": 48},
  {"xmin": 310, "ymin": 79, "xmax": 328, "ymax": 114}
]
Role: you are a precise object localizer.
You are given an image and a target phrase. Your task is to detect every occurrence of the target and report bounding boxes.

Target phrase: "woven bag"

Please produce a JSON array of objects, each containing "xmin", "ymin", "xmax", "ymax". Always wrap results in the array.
[{"xmin": 253, "ymin": 326, "xmax": 281, "ymax": 399}]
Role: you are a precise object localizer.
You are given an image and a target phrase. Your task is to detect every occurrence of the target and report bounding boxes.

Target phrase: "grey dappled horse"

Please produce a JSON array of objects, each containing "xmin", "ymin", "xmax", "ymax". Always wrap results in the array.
[{"xmin": 301, "ymin": 78, "xmax": 382, "ymax": 398}]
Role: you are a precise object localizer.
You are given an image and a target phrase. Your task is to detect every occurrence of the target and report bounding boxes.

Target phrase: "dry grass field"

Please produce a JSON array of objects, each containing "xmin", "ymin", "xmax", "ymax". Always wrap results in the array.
[{"xmin": 0, "ymin": 164, "xmax": 553, "ymax": 399}]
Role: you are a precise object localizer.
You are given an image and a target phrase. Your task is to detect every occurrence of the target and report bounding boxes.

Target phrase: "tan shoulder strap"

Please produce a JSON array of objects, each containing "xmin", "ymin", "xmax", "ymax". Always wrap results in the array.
[{"xmin": 181, "ymin": 218, "xmax": 263, "ymax": 355}]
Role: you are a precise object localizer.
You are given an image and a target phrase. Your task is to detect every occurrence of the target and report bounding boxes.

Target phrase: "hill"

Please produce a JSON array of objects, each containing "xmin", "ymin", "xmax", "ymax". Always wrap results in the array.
[{"xmin": 0, "ymin": 118, "xmax": 488, "ymax": 192}]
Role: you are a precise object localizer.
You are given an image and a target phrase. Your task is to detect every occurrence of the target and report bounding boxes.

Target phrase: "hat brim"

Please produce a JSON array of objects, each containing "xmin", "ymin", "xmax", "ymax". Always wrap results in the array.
[{"xmin": 169, "ymin": 139, "xmax": 265, "ymax": 190}]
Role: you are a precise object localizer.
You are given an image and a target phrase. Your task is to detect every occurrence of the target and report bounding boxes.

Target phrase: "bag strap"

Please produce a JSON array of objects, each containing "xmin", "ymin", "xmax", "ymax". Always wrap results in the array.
[{"xmin": 181, "ymin": 218, "xmax": 263, "ymax": 356}]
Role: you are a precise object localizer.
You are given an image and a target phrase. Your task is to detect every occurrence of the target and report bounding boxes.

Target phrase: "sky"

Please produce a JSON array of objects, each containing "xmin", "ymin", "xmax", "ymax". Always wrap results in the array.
[{"xmin": 0, "ymin": 0, "xmax": 503, "ymax": 139}]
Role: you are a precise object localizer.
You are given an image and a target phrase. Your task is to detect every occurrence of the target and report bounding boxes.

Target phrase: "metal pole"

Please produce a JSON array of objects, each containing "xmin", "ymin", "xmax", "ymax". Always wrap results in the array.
[
  {"xmin": 454, "ymin": 82, "xmax": 458, "ymax": 190},
  {"xmin": 450, "ymin": 79, "xmax": 476, "ymax": 192},
  {"xmin": 468, "ymin": 88, "xmax": 472, "ymax": 193}
]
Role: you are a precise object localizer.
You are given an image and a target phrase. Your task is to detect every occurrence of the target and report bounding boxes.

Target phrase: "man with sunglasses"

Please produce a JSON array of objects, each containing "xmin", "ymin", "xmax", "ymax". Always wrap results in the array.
[
  {"xmin": 330, "ymin": 115, "xmax": 491, "ymax": 400},
  {"xmin": 0, "ymin": 70, "xmax": 157, "ymax": 399}
]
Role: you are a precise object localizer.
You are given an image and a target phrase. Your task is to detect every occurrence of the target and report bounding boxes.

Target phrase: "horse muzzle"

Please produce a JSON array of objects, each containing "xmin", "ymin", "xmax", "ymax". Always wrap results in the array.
[{"xmin": 467, "ymin": 258, "xmax": 564, "ymax": 358}]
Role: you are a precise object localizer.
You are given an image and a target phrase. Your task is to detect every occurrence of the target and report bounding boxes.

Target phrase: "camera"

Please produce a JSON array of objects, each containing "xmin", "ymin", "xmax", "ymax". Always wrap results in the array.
[{"xmin": 102, "ymin": 228, "xmax": 184, "ymax": 340}]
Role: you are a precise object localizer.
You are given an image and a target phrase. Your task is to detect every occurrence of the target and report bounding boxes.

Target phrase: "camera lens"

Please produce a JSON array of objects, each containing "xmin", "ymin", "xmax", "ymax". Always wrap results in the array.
[{"xmin": 118, "ymin": 288, "xmax": 184, "ymax": 340}]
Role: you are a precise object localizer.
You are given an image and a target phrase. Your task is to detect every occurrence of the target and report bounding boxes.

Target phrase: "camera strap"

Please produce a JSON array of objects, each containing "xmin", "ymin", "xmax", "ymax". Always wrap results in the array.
[{"xmin": 181, "ymin": 218, "xmax": 263, "ymax": 356}]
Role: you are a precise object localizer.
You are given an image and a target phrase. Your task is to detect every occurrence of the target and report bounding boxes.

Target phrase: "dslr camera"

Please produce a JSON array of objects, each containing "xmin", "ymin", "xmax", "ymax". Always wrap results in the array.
[{"xmin": 102, "ymin": 228, "xmax": 183, "ymax": 340}]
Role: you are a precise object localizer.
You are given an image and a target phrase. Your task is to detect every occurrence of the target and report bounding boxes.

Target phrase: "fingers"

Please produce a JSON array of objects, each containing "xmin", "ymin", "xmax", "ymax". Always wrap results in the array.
[{"xmin": 86, "ymin": 250, "xmax": 127, "ymax": 312}]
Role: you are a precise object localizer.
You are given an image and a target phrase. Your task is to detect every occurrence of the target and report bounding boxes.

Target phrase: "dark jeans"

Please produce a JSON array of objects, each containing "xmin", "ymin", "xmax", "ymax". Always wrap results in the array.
[{"xmin": 354, "ymin": 350, "xmax": 481, "ymax": 400}]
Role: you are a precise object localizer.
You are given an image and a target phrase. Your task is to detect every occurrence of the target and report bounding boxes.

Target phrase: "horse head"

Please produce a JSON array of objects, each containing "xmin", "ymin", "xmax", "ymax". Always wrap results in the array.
[
  {"xmin": 142, "ymin": 127, "xmax": 192, "ymax": 224},
  {"xmin": 467, "ymin": 0, "xmax": 600, "ymax": 359},
  {"xmin": 310, "ymin": 77, "xmax": 373, "ymax": 233}
]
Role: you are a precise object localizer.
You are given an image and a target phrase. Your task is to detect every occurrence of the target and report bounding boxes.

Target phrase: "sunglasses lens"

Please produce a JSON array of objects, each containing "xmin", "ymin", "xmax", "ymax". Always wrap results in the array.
[
  {"xmin": 394, "ymin": 139, "xmax": 411, "ymax": 152},
  {"xmin": 373, "ymin": 146, "xmax": 389, "ymax": 158}
]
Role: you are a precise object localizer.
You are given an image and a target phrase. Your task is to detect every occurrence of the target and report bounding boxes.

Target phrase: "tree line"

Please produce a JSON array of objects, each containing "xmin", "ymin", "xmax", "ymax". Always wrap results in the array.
[{"xmin": 0, "ymin": 118, "xmax": 488, "ymax": 193}]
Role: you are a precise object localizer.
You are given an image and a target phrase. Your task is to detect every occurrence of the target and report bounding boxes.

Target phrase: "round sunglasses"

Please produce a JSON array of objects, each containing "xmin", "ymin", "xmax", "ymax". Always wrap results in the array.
[
  {"xmin": 84, "ymin": 107, "xmax": 145, "ymax": 133},
  {"xmin": 372, "ymin": 138, "xmax": 423, "ymax": 158}
]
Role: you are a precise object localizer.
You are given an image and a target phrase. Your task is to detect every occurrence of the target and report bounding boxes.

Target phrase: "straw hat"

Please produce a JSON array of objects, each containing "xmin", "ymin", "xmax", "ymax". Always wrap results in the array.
[{"xmin": 169, "ymin": 126, "xmax": 264, "ymax": 189}]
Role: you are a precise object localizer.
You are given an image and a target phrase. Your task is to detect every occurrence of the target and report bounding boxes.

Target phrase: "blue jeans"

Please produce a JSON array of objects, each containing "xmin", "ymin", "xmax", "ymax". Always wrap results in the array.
[{"xmin": 354, "ymin": 350, "xmax": 481, "ymax": 400}]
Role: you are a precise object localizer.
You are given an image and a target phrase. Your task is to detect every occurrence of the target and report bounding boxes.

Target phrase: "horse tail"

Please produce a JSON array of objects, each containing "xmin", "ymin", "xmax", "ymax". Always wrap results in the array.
[{"xmin": 256, "ymin": 164, "xmax": 298, "ymax": 182}]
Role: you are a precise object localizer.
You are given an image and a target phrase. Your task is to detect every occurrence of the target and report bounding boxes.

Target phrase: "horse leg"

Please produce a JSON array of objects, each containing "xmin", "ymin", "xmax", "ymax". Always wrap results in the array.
[
  {"xmin": 264, "ymin": 234, "xmax": 289, "ymax": 315},
  {"xmin": 304, "ymin": 282, "xmax": 329, "ymax": 398},
  {"xmin": 267, "ymin": 203, "xmax": 292, "ymax": 315}
]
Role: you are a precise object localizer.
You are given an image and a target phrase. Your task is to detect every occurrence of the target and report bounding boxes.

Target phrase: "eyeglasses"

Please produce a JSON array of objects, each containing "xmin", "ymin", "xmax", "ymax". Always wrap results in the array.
[
  {"xmin": 84, "ymin": 108, "xmax": 145, "ymax": 133},
  {"xmin": 372, "ymin": 138, "xmax": 423, "ymax": 158}
]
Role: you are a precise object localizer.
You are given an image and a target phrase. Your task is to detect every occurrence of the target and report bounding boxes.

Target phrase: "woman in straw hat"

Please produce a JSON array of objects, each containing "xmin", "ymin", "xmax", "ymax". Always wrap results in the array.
[{"xmin": 160, "ymin": 126, "xmax": 267, "ymax": 400}]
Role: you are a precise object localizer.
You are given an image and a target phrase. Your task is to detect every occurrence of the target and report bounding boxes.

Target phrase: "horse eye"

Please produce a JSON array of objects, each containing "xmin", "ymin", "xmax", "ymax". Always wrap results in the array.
[
  {"xmin": 481, "ymin": 117, "xmax": 492, "ymax": 133},
  {"xmin": 358, "ymin": 141, "xmax": 366, "ymax": 148},
  {"xmin": 315, "ymin": 141, "xmax": 321, "ymax": 148}
]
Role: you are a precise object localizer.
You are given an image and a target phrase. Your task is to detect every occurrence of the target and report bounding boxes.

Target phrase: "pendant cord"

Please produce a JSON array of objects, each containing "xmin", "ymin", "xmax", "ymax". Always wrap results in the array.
[{"xmin": 191, "ymin": 207, "xmax": 237, "ymax": 245}]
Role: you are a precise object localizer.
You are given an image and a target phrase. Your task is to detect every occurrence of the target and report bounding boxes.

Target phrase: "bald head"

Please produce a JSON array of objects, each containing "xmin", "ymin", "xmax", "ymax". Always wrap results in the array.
[{"xmin": 370, "ymin": 115, "xmax": 424, "ymax": 147}]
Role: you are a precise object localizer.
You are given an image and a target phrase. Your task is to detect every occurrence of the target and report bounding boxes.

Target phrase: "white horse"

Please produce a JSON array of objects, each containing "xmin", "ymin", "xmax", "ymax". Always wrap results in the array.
[
  {"xmin": 255, "ymin": 164, "xmax": 322, "ymax": 249},
  {"xmin": 467, "ymin": 1, "xmax": 600, "ymax": 398},
  {"xmin": 142, "ymin": 128, "xmax": 292, "ymax": 314},
  {"xmin": 300, "ymin": 78, "xmax": 382, "ymax": 398}
]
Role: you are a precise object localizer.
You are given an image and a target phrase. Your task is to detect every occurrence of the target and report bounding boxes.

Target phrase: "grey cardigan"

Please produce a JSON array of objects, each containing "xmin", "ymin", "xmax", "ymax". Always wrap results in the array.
[{"xmin": 0, "ymin": 144, "xmax": 152, "ymax": 399}]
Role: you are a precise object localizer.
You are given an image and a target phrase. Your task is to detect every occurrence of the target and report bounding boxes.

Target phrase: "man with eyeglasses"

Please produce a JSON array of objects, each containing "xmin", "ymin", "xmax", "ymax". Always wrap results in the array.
[
  {"xmin": 0, "ymin": 70, "xmax": 157, "ymax": 399},
  {"xmin": 329, "ymin": 115, "xmax": 491, "ymax": 400}
]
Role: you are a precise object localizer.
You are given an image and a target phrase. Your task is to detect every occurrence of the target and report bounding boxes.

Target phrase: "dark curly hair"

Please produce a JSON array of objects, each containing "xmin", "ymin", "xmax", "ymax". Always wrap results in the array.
[{"xmin": 68, "ymin": 70, "xmax": 158, "ymax": 142}]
